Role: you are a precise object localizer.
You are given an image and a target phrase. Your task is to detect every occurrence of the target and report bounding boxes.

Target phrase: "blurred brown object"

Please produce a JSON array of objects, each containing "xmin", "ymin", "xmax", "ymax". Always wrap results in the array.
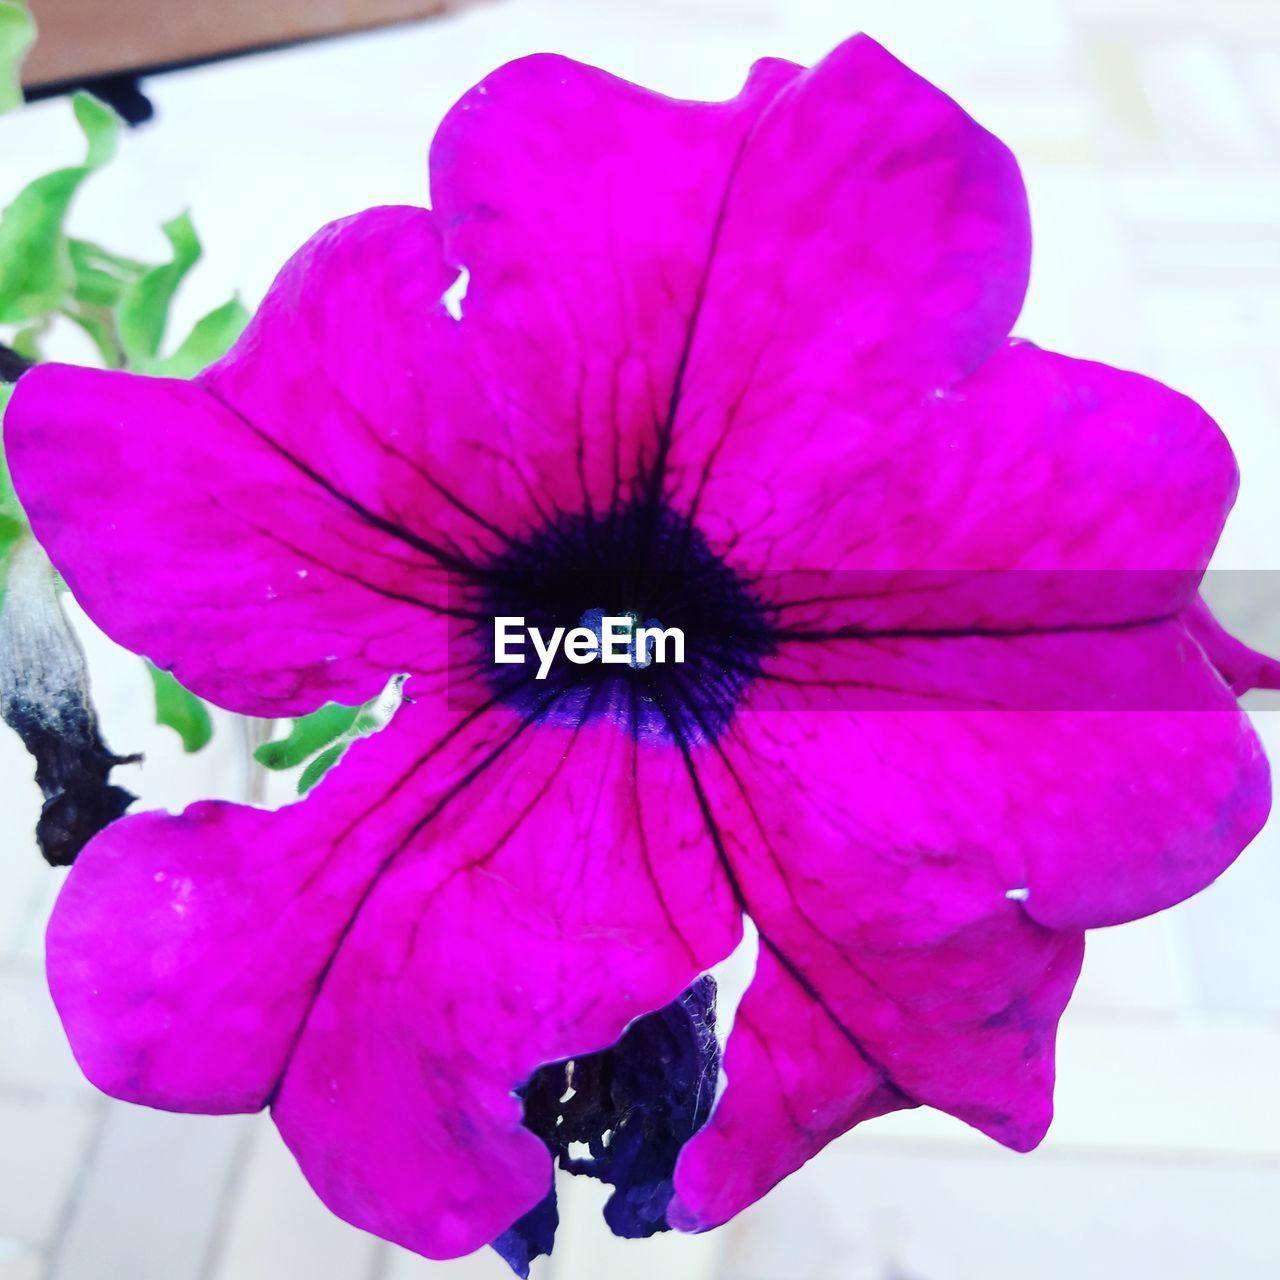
[{"xmin": 22, "ymin": 0, "xmax": 475, "ymax": 86}]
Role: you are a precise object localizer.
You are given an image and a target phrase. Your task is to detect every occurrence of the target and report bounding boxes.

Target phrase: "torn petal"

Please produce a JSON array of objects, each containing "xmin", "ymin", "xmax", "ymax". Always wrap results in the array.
[
  {"xmin": 520, "ymin": 974, "xmax": 721, "ymax": 1240},
  {"xmin": 491, "ymin": 1191, "xmax": 558, "ymax": 1279}
]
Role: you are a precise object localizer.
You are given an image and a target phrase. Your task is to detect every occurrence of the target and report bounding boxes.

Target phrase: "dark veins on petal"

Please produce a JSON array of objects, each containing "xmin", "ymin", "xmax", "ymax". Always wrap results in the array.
[
  {"xmin": 492, "ymin": 975, "xmax": 721, "ymax": 1272},
  {"xmin": 471, "ymin": 502, "xmax": 773, "ymax": 744}
]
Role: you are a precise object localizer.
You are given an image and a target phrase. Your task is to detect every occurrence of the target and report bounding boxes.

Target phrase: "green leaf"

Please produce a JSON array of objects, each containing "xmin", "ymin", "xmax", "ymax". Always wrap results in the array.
[
  {"xmin": 145, "ymin": 660, "xmax": 214, "ymax": 753},
  {"xmin": 72, "ymin": 92, "xmax": 119, "ymax": 169},
  {"xmin": 0, "ymin": 515, "xmax": 22, "ymax": 608},
  {"xmin": 61, "ymin": 240, "xmax": 145, "ymax": 366},
  {"xmin": 0, "ymin": 169, "xmax": 86, "ymax": 321},
  {"xmin": 68, "ymin": 237, "xmax": 146, "ymax": 309},
  {"xmin": 148, "ymin": 294, "xmax": 250, "ymax": 378},
  {"xmin": 0, "ymin": 92, "xmax": 121, "ymax": 323},
  {"xmin": 1, "ymin": 381, "xmax": 28, "ymax": 606},
  {"xmin": 256, "ymin": 677, "xmax": 405, "ymax": 794},
  {"xmin": 254, "ymin": 701, "xmax": 360, "ymax": 771},
  {"xmin": 0, "ymin": 2, "xmax": 35, "ymax": 115},
  {"xmin": 297, "ymin": 743, "xmax": 348, "ymax": 794},
  {"xmin": 118, "ymin": 211, "xmax": 201, "ymax": 367},
  {"xmin": 62, "ymin": 303, "xmax": 124, "ymax": 368},
  {"xmin": 10, "ymin": 318, "xmax": 43, "ymax": 360}
]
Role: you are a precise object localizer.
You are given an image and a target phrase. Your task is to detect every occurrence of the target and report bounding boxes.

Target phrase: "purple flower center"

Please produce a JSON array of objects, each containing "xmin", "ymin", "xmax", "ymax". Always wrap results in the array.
[{"xmin": 471, "ymin": 501, "xmax": 773, "ymax": 744}]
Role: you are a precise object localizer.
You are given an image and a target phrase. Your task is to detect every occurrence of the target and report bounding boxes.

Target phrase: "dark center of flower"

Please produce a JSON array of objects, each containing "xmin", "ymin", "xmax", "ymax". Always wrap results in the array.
[{"xmin": 468, "ymin": 501, "xmax": 773, "ymax": 744}]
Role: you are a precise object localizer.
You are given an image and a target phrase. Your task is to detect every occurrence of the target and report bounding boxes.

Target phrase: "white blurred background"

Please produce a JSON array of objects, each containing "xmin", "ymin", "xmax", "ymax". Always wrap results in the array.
[{"xmin": 2, "ymin": 1, "xmax": 1279, "ymax": 1277}]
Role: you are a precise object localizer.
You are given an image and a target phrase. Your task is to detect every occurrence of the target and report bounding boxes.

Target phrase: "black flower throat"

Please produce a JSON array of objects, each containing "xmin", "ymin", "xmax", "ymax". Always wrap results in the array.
[{"xmin": 470, "ymin": 501, "xmax": 773, "ymax": 744}]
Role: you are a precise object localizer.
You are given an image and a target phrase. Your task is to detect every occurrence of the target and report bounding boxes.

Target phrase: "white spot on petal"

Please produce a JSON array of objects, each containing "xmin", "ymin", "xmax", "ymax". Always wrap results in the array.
[
  {"xmin": 442, "ymin": 266, "xmax": 470, "ymax": 321},
  {"xmin": 1005, "ymin": 887, "xmax": 1030, "ymax": 901}
]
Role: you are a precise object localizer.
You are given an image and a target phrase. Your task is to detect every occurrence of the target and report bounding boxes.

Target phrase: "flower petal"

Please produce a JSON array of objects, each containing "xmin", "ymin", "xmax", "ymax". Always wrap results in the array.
[
  {"xmin": 673, "ymin": 911, "xmax": 1081, "ymax": 1232},
  {"xmin": 428, "ymin": 51, "xmax": 801, "ymax": 516},
  {"xmin": 7, "ymin": 209, "xmax": 479, "ymax": 715},
  {"xmin": 667, "ymin": 624, "xmax": 1267, "ymax": 1229},
  {"xmin": 271, "ymin": 714, "xmax": 739, "ymax": 1259},
  {"xmin": 46, "ymin": 689, "xmax": 488, "ymax": 1111},
  {"xmin": 683, "ymin": 343, "xmax": 1238, "ymax": 633},
  {"xmin": 751, "ymin": 619, "xmax": 1248, "ymax": 713},
  {"xmin": 667, "ymin": 947, "xmax": 909, "ymax": 1233},
  {"xmin": 750, "ymin": 628, "xmax": 1268, "ymax": 933},
  {"xmin": 198, "ymin": 205, "xmax": 534, "ymax": 569},
  {"xmin": 665, "ymin": 34, "xmax": 1029, "ymax": 515},
  {"xmin": 48, "ymin": 684, "xmax": 739, "ymax": 1258}
]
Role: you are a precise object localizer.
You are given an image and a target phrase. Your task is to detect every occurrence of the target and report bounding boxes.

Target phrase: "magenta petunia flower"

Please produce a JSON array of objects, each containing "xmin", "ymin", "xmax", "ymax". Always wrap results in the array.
[{"xmin": 6, "ymin": 33, "xmax": 1280, "ymax": 1267}]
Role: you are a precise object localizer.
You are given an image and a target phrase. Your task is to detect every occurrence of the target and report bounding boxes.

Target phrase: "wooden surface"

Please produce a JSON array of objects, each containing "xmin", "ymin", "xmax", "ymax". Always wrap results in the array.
[{"xmin": 22, "ymin": 0, "xmax": 470, "ymax": 85}]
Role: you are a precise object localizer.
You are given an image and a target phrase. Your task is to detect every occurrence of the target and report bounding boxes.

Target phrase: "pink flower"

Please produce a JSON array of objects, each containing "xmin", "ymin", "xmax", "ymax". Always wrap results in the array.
[{"xmin": 6, "ymin": 33, "xmax": 1278, "ymax": 1266}]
